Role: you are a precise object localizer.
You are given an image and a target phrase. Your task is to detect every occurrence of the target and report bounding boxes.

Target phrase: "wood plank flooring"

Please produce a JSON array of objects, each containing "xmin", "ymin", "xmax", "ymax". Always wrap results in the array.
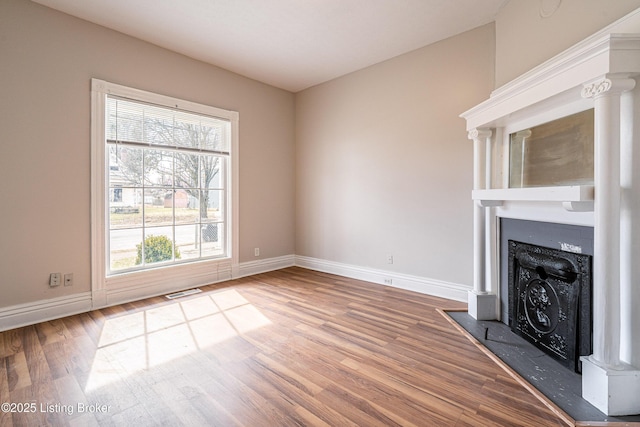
[{"xmin": 0, "ymin": 267, "xmax": 574, "ymax": 426}]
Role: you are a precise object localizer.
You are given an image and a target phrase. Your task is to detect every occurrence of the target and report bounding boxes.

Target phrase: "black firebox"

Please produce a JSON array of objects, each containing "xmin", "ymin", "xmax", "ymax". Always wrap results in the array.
[{"xmin": 508, "ymin": 240, "xmax": 592, "ymax": 373}]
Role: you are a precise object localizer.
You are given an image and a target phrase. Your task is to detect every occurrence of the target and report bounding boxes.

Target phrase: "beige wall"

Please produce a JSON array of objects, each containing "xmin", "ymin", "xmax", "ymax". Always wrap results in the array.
[
  {"xmin": 5, "ymin": 0, "xmax": 638, "ymax": 313},
  {"xmin": 495, "ymin": 0, "xmax": 640, "ymax": 87},
  {"xmin": 0, "ymin": 0, "xmax": 295, "ymax": 307},
  {"xmin": 295, "ymin": 24, "xmax": 495, "ymax": 286}
]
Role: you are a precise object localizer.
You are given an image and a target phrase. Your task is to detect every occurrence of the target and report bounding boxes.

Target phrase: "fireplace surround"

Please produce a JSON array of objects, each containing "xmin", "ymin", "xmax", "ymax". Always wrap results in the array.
[{"xmin": 460, "ymin": 33, "xmax": 640, "ymax": 416}]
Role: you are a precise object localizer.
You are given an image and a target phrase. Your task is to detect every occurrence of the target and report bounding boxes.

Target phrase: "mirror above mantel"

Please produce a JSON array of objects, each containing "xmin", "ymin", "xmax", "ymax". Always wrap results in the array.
[
  {"xmin": 471, "ymin": 107, "xmax": 597, "ymax": 211},
  {"xmin": 508, "ymin": 109, "xmax": 594, "ymax": 189}
]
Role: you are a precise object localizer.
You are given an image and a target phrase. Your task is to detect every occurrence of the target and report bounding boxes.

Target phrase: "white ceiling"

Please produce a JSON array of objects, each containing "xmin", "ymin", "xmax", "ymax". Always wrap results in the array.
[{"xmin": 32, "ymin": 0, "xmax": 507, "ymax": 92}]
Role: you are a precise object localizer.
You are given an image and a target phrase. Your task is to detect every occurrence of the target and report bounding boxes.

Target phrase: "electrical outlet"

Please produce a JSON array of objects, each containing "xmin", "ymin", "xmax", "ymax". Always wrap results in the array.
[
  {"xmin": 384, "ymin": 278, "xmax": 393, "ymax": 285},
  {"xmin": 64, "ymin": 273, "xmax": 73, "ymax": 287},
  {"xmin": 254, "ymin": 247, "xmax": 260, "ymax": 257},
  {"xmin": 49, "ymin": 273, "xmax": 61, "ymax": 287},
  {"xmin": 386, "ymin": 254, "xmax": 394, "ymax": 264}
]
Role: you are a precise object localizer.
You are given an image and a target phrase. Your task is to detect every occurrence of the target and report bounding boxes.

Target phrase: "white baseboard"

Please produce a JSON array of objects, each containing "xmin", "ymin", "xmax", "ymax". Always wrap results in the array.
[
  {"xmin": 0, "ymin": 292, "xmax": 92, "ymax": 332},
  {"xmin": 0, "ymin": 253, "xmax": 466, "ymax": 332},
  {"xmin": 238, "ymin": 255, "xmax": 296, "ymax": 277},
  {"xmin": 295, "ymin": 255, "xmax": 469, "ymax": 302}
]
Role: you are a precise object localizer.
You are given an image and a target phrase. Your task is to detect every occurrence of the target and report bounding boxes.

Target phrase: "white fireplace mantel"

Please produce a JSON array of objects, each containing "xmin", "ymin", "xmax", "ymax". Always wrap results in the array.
[
  {"xmin": 463, "ymin": 33, "xmax": 640, "ymax": 131},
  {"xmin": 473, "ymin": 185, "xmax": 595, "ymax": 211},
  {"xmin": 460, "ymin": 33, "xmax": 640, "ymax": 417}
]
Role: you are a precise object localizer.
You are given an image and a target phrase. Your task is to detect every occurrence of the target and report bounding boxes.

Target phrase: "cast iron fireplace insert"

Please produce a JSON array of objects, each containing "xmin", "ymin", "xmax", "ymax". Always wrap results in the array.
[{"xmin": 508, "ymin": 240, "xmax": 592, "ymax": 373}]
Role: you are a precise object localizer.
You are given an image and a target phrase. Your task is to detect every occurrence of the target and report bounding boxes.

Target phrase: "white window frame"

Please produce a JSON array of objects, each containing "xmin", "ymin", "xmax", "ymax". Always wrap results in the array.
[{"xmin": 91, "ymin": 79, "xmax": 239, "ymax": 308}]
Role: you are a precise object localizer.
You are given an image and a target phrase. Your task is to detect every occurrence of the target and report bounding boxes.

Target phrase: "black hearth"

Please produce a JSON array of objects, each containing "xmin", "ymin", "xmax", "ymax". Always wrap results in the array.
[{"xmin": 508, "ymin": 240, "xmax": 592, "ymax": 372}]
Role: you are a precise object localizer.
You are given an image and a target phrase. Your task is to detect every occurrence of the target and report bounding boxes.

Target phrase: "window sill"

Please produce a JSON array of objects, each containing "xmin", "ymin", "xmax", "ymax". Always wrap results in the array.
[{"xmin": 100, "ymin": 257, "xmax": 234, "ymax": 307}]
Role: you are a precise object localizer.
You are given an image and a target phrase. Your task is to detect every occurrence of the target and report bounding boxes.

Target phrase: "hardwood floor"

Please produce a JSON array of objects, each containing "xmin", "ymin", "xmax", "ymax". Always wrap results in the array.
[{"xmin": 0, "ymin": 267, "xmax": 573, "ymax": 426}]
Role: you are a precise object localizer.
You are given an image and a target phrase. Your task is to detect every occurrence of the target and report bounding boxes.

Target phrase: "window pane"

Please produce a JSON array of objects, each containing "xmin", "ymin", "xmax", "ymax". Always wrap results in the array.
[
  {"xmin": 144, "ymin": 104, "xmax": 175, "ymax": 146},
  {"xmin": 145, "ymin": 150, "xmax": 173, "ymax": 187},
  {"xmin": 175, "ymin": 153, "xmax": 199, "ymax": 188},
  {"xmin": 144, "ymin": 189, "xmax": 174, "ymax": 226},
  {"xmin": 202, "ymin": 190, "xmax": 224, "ymax": 222},
  {"xmin": 109, "ymin": 146, "xmax": 143, "ymax": 187},
  {"xmin": 107, "ymin": 98, "xmax": 143, "ymax": 143},
  {"xmin": 175, "ymin": 190, "xmax": 198, "ymax": 224},
  {"xmin": 110, "ymin": 228, "xmax": 142, "ymax": 271},
  {"xmin": 142, "ymin": 227, "xmax": 176, "ymax": 265},
  {"xmin": 201, "ymin": 224, "xmax": 224, "ymax": 258},
  {"xmin": 174, "ymin": 115, "xmax": 201, "ymax": 149},
  {"xmin": 201, "ymin": 119, "xmax": 230, "ymax": 152},
  {"xmin": 201, "ymin": 156, "xmax": 222, "ymax": 189},
  {"xmin": 175, "ymin": 224, "xmax": 200, "ymax": 260},
  {"xmin": 110, "ymin": 188, "xmax": 143, "ymax": 228}
]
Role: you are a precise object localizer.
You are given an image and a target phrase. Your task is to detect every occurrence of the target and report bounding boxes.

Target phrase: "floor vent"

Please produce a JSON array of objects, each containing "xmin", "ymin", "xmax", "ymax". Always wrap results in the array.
[{"xmin": 165, "ymin": 288, "xmax": 202, "ymax": 300}]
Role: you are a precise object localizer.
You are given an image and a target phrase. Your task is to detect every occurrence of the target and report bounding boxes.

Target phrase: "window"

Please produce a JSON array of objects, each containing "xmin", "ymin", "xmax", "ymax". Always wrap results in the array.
[
  {"xmin": 106, "ymin": 96, "xmax": 230, "ymax": 272},
  {"xmin": 91, "ymin": 79, "xmax": 238, "ymax": 305}
]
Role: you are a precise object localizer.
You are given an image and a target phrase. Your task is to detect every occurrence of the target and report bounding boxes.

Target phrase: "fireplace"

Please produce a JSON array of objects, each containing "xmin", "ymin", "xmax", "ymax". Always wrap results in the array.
[
  {"xmin": 500, "ymin": 218, "xmax": 594, "ymax": 374},
  {"xmin": 508, "ymin": 240, "xmax": 592, "ymax": 373},
  {"xmin": 460, "ymin": 33, "xmax": 640, "ymax": 415}
]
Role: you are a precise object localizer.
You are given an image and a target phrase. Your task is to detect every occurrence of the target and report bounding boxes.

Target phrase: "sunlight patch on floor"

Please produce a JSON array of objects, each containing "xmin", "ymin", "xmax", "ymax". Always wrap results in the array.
[{"xmin": 85, "ymin": 289, "xmax": 271, "ymax": 392}]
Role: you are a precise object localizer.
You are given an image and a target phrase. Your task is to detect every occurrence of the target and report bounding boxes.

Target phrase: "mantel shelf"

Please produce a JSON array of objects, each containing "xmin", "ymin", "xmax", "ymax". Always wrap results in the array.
[{"xmin": 472, "ymin": 185, "xmax": 594, "ymax": 211}]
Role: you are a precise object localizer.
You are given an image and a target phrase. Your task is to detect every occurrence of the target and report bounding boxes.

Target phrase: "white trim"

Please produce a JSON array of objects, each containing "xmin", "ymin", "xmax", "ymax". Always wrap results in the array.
[
  {"xmin": 101, "ymin": 258, "xmax": 233, "ymax": 308},
  {"xmin": 90, "ymin": 83, "xmax": 107, "ymax": 309},
  {"xmin": 581, "ymin": 356, "xmax": 640, "ymax": 416},
  {"xmin": 460, "ymin": 34, "xmax": 640, "ymax": 130},
  {"xmin": 473, "ymin": 185, "xmax": 594, "ymax": 203},
  {"xmin": 91, "ymin": 79, "xmax": 238, "ymax": 120},
  {"xmin": 0, "ymin": 255, "xmax": 466, "ymax": 332},
  {"xmin": 238, "ymin": 255, "xmax": 296, "ymax": 278},
  {"xmin": 0, "ymin": 293, "xmax": 92, "ymax": 333},
  {"xmin": 295, "ymin": 256, "xmax": 469, "ymax": 302}
]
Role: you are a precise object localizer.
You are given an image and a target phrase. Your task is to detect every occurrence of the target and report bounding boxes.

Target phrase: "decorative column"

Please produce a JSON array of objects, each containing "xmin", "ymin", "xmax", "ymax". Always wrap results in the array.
[
  {"xmin": 468, "ymin": 128, "xmax": 496, "ymax": 320},
  {"xmin": 620, "ymin": 82, "xmax": 640, "ymax": 368},
  {"xmin": 580, "ymin": 76, "xmax": 640, "ymax": 416}
]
